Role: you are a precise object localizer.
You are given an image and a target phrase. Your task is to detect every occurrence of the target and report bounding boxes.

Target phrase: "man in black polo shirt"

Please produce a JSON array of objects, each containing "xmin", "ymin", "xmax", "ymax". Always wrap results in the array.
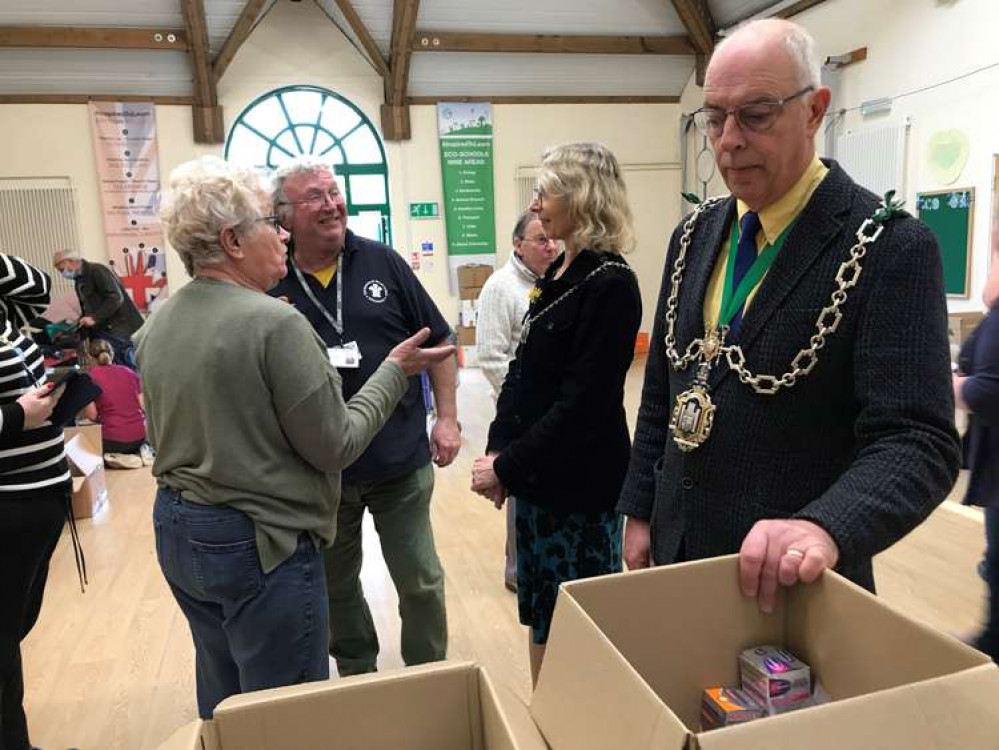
[{"xmin": 270, "ymin": 157, "xmax": 459, "ymax": 676}]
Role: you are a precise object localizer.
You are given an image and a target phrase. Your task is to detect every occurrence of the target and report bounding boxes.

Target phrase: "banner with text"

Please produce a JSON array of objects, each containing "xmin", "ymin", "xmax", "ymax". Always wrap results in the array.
[
  {"xmin": 89, "ymin": 101, "xmax": 168, "ymax": 313},
  {"xmin": 438, "ymin": 103, "xmax": 496, "ymax": 289}
]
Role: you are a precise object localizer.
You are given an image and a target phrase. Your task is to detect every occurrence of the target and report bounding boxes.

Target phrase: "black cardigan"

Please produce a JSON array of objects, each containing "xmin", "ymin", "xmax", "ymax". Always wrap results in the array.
[
  {"xmin": 960, "ymin": 306, "xmax": 999, "ymax": 509},
  {"xmin": 487, "ymin": 249, "xmax": 641, "ymax": 515}
]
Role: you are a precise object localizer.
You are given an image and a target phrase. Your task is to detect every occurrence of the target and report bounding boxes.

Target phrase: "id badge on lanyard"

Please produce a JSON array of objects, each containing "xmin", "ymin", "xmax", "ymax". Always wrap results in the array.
[{"xmin": 293, "ymin": 256, "xmax": 362, "ymax": 369}]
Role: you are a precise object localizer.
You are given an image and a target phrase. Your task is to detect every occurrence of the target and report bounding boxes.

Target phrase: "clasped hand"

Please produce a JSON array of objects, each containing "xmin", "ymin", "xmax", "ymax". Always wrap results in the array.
[{"xmin": 470, "ymin": 454, "xmax": 506, "ymax": 509}]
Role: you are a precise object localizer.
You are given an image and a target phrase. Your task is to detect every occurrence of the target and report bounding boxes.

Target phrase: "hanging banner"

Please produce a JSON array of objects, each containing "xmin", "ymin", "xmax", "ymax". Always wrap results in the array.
[
  {"xmin": 438, "ymin": 103, "xmax": 496, "ymax": 288},
  {"xmin": 89, "ymin": 101, "xmax": 168, "ymax": 312}
]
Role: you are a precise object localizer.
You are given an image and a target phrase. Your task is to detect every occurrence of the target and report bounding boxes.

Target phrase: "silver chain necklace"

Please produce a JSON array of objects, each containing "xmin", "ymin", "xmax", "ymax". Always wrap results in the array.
[
  {"xmin": 664, "ymin": 193, "xmax": 899, "ymax": 451},
  {"xmin": 520, "ymin": 261, "xmax": 632, "ymax": 345}
]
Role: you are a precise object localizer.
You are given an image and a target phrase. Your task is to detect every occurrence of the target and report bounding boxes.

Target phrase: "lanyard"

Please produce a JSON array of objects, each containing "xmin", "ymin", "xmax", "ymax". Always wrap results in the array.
[
  {"xmin": 717, "ymin": 217, "xmax": 795, "ymax": 327},
  {"xmin": 292, "ymin": 253, "xmax": 344, "ymax": 338}
]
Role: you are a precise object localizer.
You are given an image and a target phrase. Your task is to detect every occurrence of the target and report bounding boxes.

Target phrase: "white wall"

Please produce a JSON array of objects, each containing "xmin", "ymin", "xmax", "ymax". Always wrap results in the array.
[{"xmin": 680, "ymin": 0, "xmax": 999, "ymax": 312}]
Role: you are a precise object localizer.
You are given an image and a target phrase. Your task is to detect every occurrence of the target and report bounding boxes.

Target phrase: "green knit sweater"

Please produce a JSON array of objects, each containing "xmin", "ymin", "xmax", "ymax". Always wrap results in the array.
[{"xmin": 135, "ymin": 277, "xmax": 407, "ymax": 572}]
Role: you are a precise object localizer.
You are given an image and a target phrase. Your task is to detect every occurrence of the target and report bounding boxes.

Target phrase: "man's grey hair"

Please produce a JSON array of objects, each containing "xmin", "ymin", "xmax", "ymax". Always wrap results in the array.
[
  {"xmin": 512, "ymin": 211, "xmax": 540, "ymax": 243},
  {"xmin": 52, "ymin": 248, "xmax": 81, "ymax": 266},
  {"xmin": 271, "ymin": 155, "xmax": 339, "ymax": 221},
  {"xmin": 718, "ymin": 19, "xmax": 821, "ymax": 89}
]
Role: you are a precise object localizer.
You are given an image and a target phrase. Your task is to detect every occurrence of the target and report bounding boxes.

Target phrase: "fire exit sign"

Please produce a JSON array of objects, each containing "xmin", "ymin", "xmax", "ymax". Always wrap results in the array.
[{"xmin": 409, "ymin": 202, "xmax": 440, "ymax": 219}]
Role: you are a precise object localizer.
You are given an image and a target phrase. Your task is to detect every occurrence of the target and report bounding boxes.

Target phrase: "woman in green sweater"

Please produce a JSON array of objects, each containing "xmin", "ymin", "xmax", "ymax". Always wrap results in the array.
[{"xmin": 137, "ymin": 156, "xmax": 452, "ymax": 719}]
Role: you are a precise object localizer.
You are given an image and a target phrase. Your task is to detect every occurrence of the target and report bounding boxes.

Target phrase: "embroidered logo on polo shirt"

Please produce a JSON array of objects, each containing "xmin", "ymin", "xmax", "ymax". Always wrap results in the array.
[{"xmin": 363, "ymin": 279, "xmax": 388, "ymax": 303}]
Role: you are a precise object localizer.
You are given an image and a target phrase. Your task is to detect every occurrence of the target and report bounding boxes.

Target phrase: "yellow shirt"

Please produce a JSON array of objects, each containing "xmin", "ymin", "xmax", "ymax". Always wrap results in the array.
[
  {"xmin": 703, "ymin": 157, "xmax": 829, "ymax": 330},
  {"xmin": 310, "ymin": 261, "xmax": 338, "ymax": 288}
]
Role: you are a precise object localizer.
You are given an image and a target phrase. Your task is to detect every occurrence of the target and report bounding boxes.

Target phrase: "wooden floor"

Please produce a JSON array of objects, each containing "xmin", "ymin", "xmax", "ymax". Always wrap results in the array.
[{"xmin": 22, "ymin": 359, "xmax": 987, "ymax": 750}]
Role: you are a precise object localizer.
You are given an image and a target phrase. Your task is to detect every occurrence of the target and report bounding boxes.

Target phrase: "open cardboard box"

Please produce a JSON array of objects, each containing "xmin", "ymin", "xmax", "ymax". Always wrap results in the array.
[
  {"xmin": 531, "ymin": 555, "xmax": 999, "ymax": 749},
  {"xmin": 157, "ymin": 661, "xmax": 548, "ymax": 750},
  {"xmin": 63, "ymin": 424, "xmax": 107, "ymax": 519}
]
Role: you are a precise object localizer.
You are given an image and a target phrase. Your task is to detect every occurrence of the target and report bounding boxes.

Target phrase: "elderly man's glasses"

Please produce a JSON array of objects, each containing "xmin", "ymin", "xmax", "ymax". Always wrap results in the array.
[
  {"xmin": 692, "ymin": 86, "xmax": 814, "ymax": 137},
  {"xmin": 279, "ymin": 189, "xmax": 342, "ymax": 209},
  {"xmin": 254, "ymin": 215, "xmax": 284, "ymax": 231},
  {"xmin": 525, "ymin": 234, "xmax": 551, "ymax": 245}
]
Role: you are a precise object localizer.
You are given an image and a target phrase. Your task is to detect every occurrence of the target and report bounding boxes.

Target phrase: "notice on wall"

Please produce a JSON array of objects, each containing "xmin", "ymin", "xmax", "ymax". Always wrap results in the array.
[
  {"xmin": 89, "ymin": 101, "xmax": 168, "ymax": 312},
  {"xmin": 438, "ymin": 103, "xmax": 496, "ymax": 289}
]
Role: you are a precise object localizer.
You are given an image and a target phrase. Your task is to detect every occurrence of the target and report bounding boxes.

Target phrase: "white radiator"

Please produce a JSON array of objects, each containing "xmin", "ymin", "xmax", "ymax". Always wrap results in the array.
[
  {"xmin": 0, "ymin": 177, "xmax": 80, "ymax": 298},
  {"xmin": 835, "ymin": 120, "xmax": 909, "ymax": 197}
]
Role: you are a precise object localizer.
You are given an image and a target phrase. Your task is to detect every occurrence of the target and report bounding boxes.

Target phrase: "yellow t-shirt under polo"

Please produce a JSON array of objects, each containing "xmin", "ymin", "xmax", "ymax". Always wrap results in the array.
[
  {"xmin": 703, "ymin": 157, "xmax": 829, "ymax": 330},
  {"xmin": 311, "ymin": 262, "xmax": 337, "ymax": 288}
]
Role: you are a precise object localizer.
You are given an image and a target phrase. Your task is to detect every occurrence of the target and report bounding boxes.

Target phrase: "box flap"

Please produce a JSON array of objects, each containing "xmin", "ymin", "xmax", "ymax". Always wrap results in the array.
[
  {"xmin": 155, "ymin": 720, "xmax": 204, "ymax": 750},
  {"xmin": 213, "ymin": 662, "xmax": 488, "ymax": 750},
  {"xmin": 695, "ymin": 664, "xmax": 999, "ymax": 750},
  {"xmin": 556, "ymin": 556, "xmax": 783, "ymax": 733},
  {"xmin": 531, "ymin": 591, "xmax": 689, "ymax": 750},
  {"xmin": 65, "ymin": 434, "xmax": 103, "ymax": 477},
  {"xmin": 784, "ymin": 569, "xmax": 989, "ymax": 700},
  {"xmin": 479, "ymin": 670, "xmax": 549, "ymax": 750},
  {"xmin": 64, "ymin": 423, "xmax": 103, "ymax": 456}
]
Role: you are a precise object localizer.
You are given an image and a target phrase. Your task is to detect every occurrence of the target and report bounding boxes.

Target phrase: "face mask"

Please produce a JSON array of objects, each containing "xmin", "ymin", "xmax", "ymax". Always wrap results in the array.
[{"xmin": 60, "ymin": 270, "xmax": 77, "ymax": 280}]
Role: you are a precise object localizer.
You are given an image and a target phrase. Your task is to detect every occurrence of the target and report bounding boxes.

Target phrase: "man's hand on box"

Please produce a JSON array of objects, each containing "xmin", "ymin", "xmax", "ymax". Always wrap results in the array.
[{"xmin": 739, "ymin": 519, "xmax": 840, "ymax": 614}]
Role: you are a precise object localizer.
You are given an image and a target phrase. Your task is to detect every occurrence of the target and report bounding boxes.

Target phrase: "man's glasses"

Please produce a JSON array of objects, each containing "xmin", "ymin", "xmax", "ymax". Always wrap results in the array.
[
  {"xmin": 525, "ymin": 234, "xmax": 552, "ymax": 245},
  {"xmin": 278, "ymin": 190, "xmax": 342, "ymax": 209},
  {"xmin": 692, "ymin": 86, "xmax": 814, "ymax": 137},
  {"xmin": 254, "ymin": 215, "xmax": 284, "ymax": 231}
]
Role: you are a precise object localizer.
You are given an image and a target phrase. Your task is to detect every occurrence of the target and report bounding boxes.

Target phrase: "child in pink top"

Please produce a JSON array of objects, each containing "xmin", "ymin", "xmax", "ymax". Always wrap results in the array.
[{"xmin": 82, "ymin": 339, "xmax": 151, "ymax": 469}]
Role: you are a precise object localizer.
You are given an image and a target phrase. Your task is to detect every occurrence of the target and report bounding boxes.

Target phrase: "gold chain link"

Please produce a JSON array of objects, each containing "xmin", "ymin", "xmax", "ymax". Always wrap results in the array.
[{"xmin": 664, "ymin": 199, "xmax": 887, "ymax": 396}]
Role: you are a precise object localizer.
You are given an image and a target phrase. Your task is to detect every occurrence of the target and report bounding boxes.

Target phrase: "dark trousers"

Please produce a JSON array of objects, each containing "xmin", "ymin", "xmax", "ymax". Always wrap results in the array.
[
  {"xmin": 0, "ymin": 490, "xmax": 66, "ymax": 750},
  {"xmin": 325, "ymin": 464, "xmax": 446, "ymax": 676},
  {"xmin": 978, "ymin": 506, "xmax": 999, "ymax": 662},
  {"xmin": 153, "ymin": 488, "xmax": 329, "ymax": 719}
]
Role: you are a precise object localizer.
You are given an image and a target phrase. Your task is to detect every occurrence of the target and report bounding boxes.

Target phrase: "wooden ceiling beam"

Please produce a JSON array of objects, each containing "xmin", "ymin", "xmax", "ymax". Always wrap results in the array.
[
  {"xmin": 213, "ymin": 0, "xmax": 269, "ymax": 83},
  {"xmin": 413, "ymin": 32, "xmax": 696, "ymax": 55},
  {"xmin": 181, "ymin": 0, "xmax": 224, "ymax": 143},
  {"xmin": 775, "ymin": 0, "xmax": 830, "ymax": 19},
  {"xmin": 332, "ymin": 0, "xmax": 390, "ymax": 79},
  {"xmin": 0, "ymin": 26, "xmax": 187, "ymax": 51},
  {"xmin": 381, "ymin": 0, "xmax": 419, "ymax": 141},
  {"xmin": 407, "ymin": 95, "xmax": 680, "ymax": 105},
  {"xmin": 669, "ymin": 0, "xmax": 716, "ymax": 85},
  {"xmin": 0, "ymin": 94, "xmax": 194, "ymax": 105}
]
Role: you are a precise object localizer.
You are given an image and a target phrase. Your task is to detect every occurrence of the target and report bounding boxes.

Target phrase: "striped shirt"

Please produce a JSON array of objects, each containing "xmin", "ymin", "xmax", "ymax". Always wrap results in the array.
[{"xmin": 0, "ymin": 254, "xmax": 70, "ymax": 497}]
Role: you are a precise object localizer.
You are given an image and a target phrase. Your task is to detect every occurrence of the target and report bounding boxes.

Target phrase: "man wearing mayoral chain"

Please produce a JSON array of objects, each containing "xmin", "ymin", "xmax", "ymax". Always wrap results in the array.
[{"xmin": 617, "ymin": 19, "xmax": 960, "ymax": 612}]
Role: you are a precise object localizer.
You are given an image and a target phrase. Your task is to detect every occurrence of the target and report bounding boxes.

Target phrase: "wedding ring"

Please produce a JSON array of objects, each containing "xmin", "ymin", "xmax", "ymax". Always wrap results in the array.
[{"xmin": 785, "ymin": 548, "xmax": 805, "ymax": 559}]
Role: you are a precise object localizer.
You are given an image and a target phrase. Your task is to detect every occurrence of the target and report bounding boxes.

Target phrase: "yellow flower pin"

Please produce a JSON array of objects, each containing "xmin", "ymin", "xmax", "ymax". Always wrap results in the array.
[{"xmin": 528, "ymin": 286, "xmax": 542, "ymax": 304}]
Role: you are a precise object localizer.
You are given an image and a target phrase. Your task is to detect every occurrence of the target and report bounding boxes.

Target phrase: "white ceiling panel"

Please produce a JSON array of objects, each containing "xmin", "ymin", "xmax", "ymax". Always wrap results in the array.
[
  {"xmin": 417, "ymin": 0, "xmax": 687, "ymax": 36},
  {"xmin": 0, "ymin": 49, "xmax": 191, "ymax": 97},
  {"xmin": 408, "ymin": 52, "xmax": 694, "ymax": 98}
]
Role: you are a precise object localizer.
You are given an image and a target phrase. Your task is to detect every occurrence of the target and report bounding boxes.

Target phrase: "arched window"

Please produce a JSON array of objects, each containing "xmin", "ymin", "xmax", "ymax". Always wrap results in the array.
[{"xmin": 225, "ymin": 85, "xmax": 391, "ymax": 244}]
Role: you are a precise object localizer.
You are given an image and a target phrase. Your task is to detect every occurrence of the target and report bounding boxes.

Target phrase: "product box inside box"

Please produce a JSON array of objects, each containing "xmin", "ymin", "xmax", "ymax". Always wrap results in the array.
[
  {"xmin": 460, "ymin": 284, "xmax": 483, "ymax": 301},
  {"xmin": 157, "ymin": 661, "xmax": 548, "ymax": 750},
  {"xmin": 64, "ymin": 424, "xmax": 107, "ymax": 519},
  {"xmin": 531, "ymin": 555, "xmax": 999, "ymax": 750},
  {"xmin": 457, "ymin": 325, "xmax": 477, "ymax": 346}
]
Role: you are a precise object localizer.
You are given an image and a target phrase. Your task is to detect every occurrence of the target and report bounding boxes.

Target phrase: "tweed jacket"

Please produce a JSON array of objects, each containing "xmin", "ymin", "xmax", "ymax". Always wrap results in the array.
[{"xmin": 616, "ymin": 161, "xmax": 961, "ymax": 591}]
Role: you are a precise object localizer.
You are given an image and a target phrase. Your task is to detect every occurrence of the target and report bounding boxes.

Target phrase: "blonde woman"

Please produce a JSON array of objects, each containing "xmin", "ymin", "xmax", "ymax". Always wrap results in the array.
[{"xmin": 471, "ymin": 142, "xmax": 642, "ymax": 684}]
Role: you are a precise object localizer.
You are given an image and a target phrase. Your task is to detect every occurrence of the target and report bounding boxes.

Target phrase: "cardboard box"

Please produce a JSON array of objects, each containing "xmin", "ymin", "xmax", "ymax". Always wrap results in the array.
[
  {"xmin": 457, "ymin": 325, "xmax": 477, "ymax": 346},
  {"xmin": 157, "ymin": 661, "xmax": 548, "ymax": 750},
  {"xmin": 457, "ymin": 264, "xmax": 494, "ymax": 288},
  {"xmin": 460, "ymin": 284, "xmax": 483, "ymax": 301},
  {"xmin": 531, "ymin": 555, "xmax": 999, "ymax": 750},
  {"xmin": 64, "ymin": 424, "xmax": 107, "ymax": 519}
]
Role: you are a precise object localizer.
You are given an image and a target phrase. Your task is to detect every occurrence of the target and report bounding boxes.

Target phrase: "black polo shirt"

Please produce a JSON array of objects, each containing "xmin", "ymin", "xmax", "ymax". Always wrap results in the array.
[{"xmin": 269, "ymin": 230, "xmax": 451, "ymax": 483}]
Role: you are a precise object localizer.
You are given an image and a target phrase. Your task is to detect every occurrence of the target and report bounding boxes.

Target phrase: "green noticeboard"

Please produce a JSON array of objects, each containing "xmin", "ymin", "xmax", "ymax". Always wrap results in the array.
[{"xmin": 916, "ymin": 189, "xmax": 974, "ymax": 298}]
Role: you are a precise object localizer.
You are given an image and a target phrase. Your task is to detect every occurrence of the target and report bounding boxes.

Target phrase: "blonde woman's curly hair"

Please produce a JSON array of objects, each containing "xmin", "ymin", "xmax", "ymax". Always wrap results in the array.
[
  {"xmin": 159, "ymin": 156, "xmax": 270, "ymax": 276},
  {"xmin": 536, "ymin": 142, "xmax": 635, "ymax": 254}
]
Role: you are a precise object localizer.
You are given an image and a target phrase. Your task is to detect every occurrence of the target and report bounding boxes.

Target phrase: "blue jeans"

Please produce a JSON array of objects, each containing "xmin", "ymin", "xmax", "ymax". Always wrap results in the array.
[
  {"xmin": 977, "ymin": 506, "xmax": 999, "ymax": 662},
  {"xmin": 153, "ymin": 488, "xmax": 329, "ymax": 718}
]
